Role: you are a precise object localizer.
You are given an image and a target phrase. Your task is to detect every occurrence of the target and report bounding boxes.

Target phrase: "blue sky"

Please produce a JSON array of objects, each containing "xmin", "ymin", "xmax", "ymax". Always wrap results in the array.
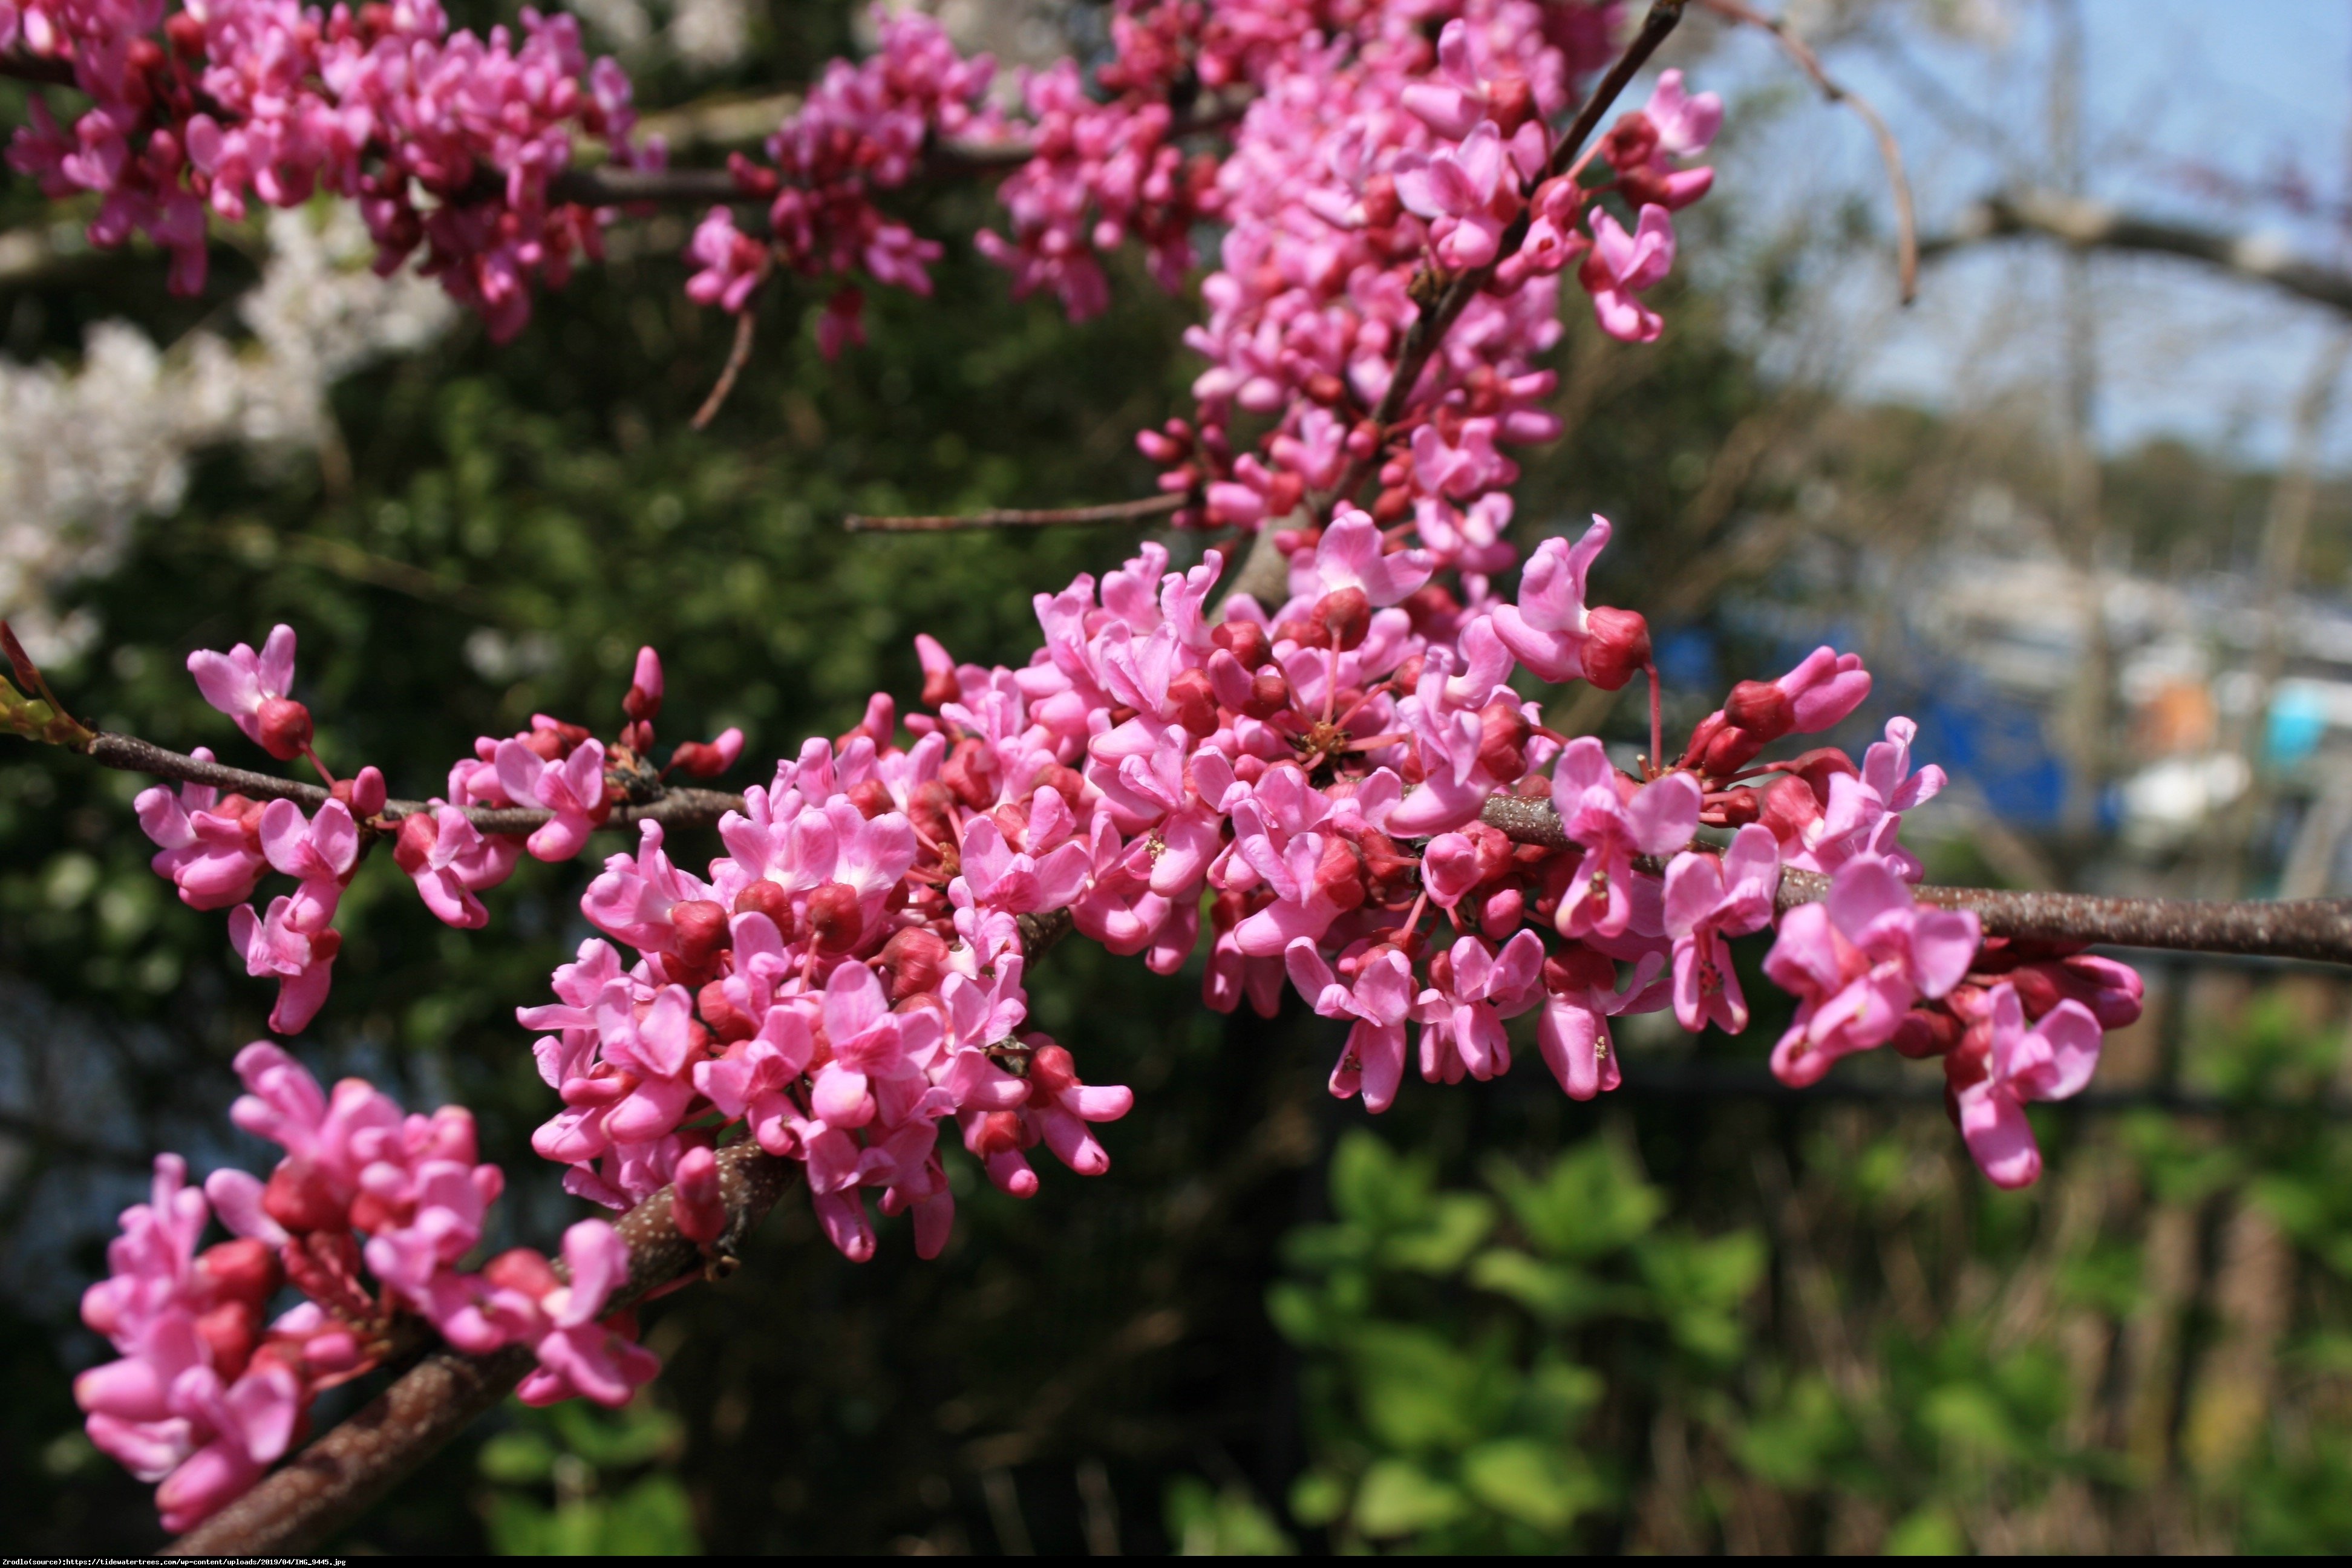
[{"xmin": 1690, "ymin": 1, "xmax": 2352, "ymax": 466}]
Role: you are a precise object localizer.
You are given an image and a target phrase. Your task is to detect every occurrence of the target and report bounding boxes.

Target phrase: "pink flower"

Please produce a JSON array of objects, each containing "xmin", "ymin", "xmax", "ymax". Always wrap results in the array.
[
  {"xmin": 1290, "ymin": 507, "xmax": 1434, "ymax": 610},
  {"xmin": 515, "ymin": 1220, "xmax": 661, "ymax": 1407},
  {"xmin": 1578, "ymin": 204, "xmax": 1676, "ymax": 344},
  {"xmin": 227, "ymin": 894, "xmax": 342, "ymax": 1034},
  {"xmin": 1645, "ymin": 70, "xmax": 1723, "ymax": 160},
  {"xmin": 1286, "ymin": 939, "xmax": 1422, "ymax": 1111},
  {"xmin": 1537, "ymin": 947, "xmax": 1668, "ymax": 1100},
  {"xmin": 1950, "ymin": 983, "xmax": 2102, "ymax": 1189},
  {"xmin": 1394, "ymin": 119, "xmax": 1515, "ymax": 270},
  {"xmin": 1552, "ymin": 738, "xmax": 1701, "ymax": 939},
  {"xmin": 1491, "ymin": 517, "xmax": 1611, "ymax": 682},
  {"xmin": 393, "ymin": 805, "xmax": 520, "ymax": 928},
  {"xmin": 187, "ymin": 624, "xmax": 312, "ymax": 760},
  {"xmin": 956, "ymin": 812, "xmax": 1091, "ymax": 914},
  {"xmin": 1774, "ymin": 646, "xmax": 1873, "ymax": 734},
  {"xmin": 136, "ymin": 754, "xmax": 267, "ymax": 910},
  {"xmin": 1763, "ymin": 857, "xmax": 1981, "ymax": 1088},
  {"xmin": 1661, "ymin": 825, "xmax": 1779, "ymax": 1034},
  {"xmin": 1421, "ymin": 930, "xmax": 1546, "ymax": 1083},
  {"xmin": 494, "ymin": 736, "xmax": 607, "ymax": 861},
  {"xmin": 684, "ymin": 207, "xmax": 766, "ymax": 312}
]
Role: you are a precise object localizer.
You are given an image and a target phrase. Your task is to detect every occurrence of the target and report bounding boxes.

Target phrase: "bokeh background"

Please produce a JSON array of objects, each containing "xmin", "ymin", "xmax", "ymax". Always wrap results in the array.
[{"xmin": 10, "ymin": 0, "xmax": 2352, "ymax": 1553}]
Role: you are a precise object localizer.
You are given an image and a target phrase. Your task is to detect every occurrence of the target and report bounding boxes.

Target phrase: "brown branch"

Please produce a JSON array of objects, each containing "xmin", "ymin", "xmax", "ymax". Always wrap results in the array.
[
  {"xmin": 166, "ymin": 1138, "xmax": 797, "ymax": 1554},
  {"xmin": 1, "ymin": 50, "xmax": 77, "ymax": 87},
  {"xmin": 1475, "ymin": 794, "xmax": 2352, "ymax": 964},
  {"xmin": 690, "ymin": 304, "xmax": 761, "ymax": 430},
  {"xmin": 76, "ymin": 731, "xmax": 747, "ymax": 835},
  {"xmin": 1696, "ymin": 0, "xmax": 1918, "ymax": 303},
  {"xmin": 1924, "ymin": 188, "xmax": 2352, "ymax": 316},
  {"xmin": 1322, "ymin": 0, "xmax": 1688, "ymax": 511},
  {"xmin": 844, "ymin": 493, "xmax": 1187, "ymax": 533}
]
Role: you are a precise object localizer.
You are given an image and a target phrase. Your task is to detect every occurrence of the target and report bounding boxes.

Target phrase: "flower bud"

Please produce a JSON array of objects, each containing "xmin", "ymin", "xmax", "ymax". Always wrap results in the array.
[
  {"xmin": 1244, "ymin": 668, "xmax": 1290, "ymax": 720},
  {"xmin": 1723, "ymin": 679, "xmax": 1794, "ymax": 743},
  {"xmin": 880, "ymin": 926, "xmax": 950, "ymax": 1001},
  {"xmin": 672, "ymin": 728, "xmax": 745, "ymax": 778},
  {"xmin": 671, "ymin": 1145, "xmax": 725, "ymax": 1244},
  {"xmin": 1211, "ymin": 620, "xmax": 1273, "ymax": 670},
  {"xmin": 670, "ymin": 900, "xmax": 730, "ymax": 969},
  {"xmin": 697, "ymin": 979, "xmax": 756, "ymax": 1042},
  {"xmin": 1373, "ymin": 485, "xmax": 1413, "ymax": 524},
  {"xmin": 1601, "ymin": 110, "xmax": 1659, "ymax": 171},
  {"xmin": 847, "ymin": 779, "xmax": 893, "ymax": 818},
  {"xmin": 624, "ymin": 647, "xmax": 664, "ymax": 722},
  {"xmin": 973, "ymin": 1109, "xmax": 1025, "ymax": 1156},
  {"xmin": 1310, "ymin": 587, "xmax": 1373, "ymax": 652},
  {"xmin": 1580, "ymin": 607, "xmax": 1650, "ymax": 691},
  {"xmin": 733, "ymin": 879, "xmax": 795, "ymax": 936},
  {"xmin": 942, "ymin": 737, "xmax": 998, "ymax": 811},
  {"xmin": 1028, "ymin": 1042, "xmax": 1077, "ymax": 1097},
  {"xmin": 807, "ymin": 882, "xmax": 863, "ymax": 951},
  {"xmin": 1476, "ymin": 699, "xmax": 1530, "ymax": 781},
  {"xmin": 1757, "ymin": 774, "xmax": 1822, "ymax": 844},
  {"xmin": 197, "ymin": 1238, "xmax": 283, "ymax": 1305},
  {"xmin": 256, "ymin": 697, "xmax": 313, "ymax": 760},
  {"xmin": 1489, "ymin": 76, "xmax": 1537, "ymax": 136},
  {"xmin": 1362, "ymin": 172, "xmax": 1402, "ymax": 230},
  {"xmin": 1167, "ymin": 668, "xmax": 1220, "ymax": 737},
  {"xmin": 196, "ymin": 1301, "xmax": 260, "ymax": 1383},
  {"xmin": 261, "ymin": 1159, "xmax": 347, "ymax": 1235}
]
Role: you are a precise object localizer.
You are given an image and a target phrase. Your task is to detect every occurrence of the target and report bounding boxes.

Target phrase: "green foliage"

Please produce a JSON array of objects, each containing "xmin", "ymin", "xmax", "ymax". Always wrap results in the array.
[
  {"xmin": 1164, "ymin": 1477, "xmax": 1294, "ymax": 1556},
  {"xmin": 475, "ymin": 1400, "xmax": 701, "ymax": 1556}
]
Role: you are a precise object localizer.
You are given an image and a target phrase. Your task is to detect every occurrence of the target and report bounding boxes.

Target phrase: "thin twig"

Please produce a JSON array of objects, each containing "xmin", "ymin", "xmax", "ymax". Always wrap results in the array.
[
  {"xmin": 1699, "ymin": 0, "xmax": 1919, "ymax": 303},
  {"xmin": 0, "ymin": 50, "xmax": 77, "ymax": 86},
  {"xmin": 1475, "ymin": 794, "xmax": 2352, "ymax": 965},
  {"xmin": 1321, "ymin": 0, "xmax": 1690, "ymax": 511},
  {"xmin": 690, "ymin": 305, "xmax": 761, "ymax": 430},
  {"xmin": 845, "ymin": 494, "xmax": 1187, "ymax": 532},
  {"xmin": 74, "ymin": 732, "xmax": 747, "ymax": 836}
]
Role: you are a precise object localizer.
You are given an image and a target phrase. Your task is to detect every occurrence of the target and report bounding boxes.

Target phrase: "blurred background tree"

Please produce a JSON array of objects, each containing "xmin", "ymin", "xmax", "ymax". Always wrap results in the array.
[{"xmin": 10, "ymin": 0, "xmax": 2352, "ymax": 1553}]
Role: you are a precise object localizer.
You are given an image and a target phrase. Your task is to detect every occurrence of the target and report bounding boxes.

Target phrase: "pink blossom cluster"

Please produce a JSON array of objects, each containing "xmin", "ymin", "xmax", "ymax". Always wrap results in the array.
[
  {"xmin": 133, "ymin": 627, "xmax": 742, "ymax": 1034},
  {"xmin": 76, "ymin": 1045, "xmax": 655, "ymax": 1532},
  {"xmin": 3, "ymin": 0, "xmax": 650, "ymax": 338}
]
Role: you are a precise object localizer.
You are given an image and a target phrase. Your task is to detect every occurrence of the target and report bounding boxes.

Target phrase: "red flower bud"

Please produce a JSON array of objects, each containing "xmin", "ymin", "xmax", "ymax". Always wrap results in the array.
[
  {"xmin": 1373, "ymin": 485, "xmax": 1413, "ymax": 524},
  {"xmin": 1580, "ymin": 607, "xmax": 1650, "ymax": 692},
  {"xmin": 807, "ymin": 882, "xmax": 863, "ymax": 951},
  {"xmin": 1311, "ymin": 587, "xmax": 1373, "ymax": 652},
  {"xmin": 1600, "ymin": 110, "xmax": 1659, "ymax": 171},
  {"xmin": 670, "ymin": 900, "xmax": 730, "ymax": 968},
  {"xmin": 847, "ymin": 779, "xmax": 893, "ymax": 819},
  {"xmin": 196, "ymin": 1301, "xmax": 260, "ymax": 1383},
  {"xmin": 261, "ymin": 1159, "xmax": 346, "ymax": 1235},
  {"xmin": 1489, "ymin": 76, "xmax": 1537, "ymax": 136},
  {"xmin": 880, "ymin": 926, "xmax": 950, "ymax": 1001},
  {"xmin": 1244, "ymin": 667, "xmax": 1290, "ymax": 720},
  {"xmin": 256, "ymin": 697, "xmax": 313, "ymax": 761},
  {"xmin": 1476, "ymin": 699, "xmax": 1530, "ymax": 782},
  {"xmin": 392, "ymin": 811, "xmax": 438, "ymax": 875},
  {"xmin": 1363, "ymin": 172, "xmax": 1402, "ymax": 230},
  {"xmin": 973, "ymin": 1109, "xmax": 1025, "ymax": 1156},
  {"xmin": 1211, "ymin": 620, "xmax": 1273, "ymax": 670},
  {"xmin": 1306, "ymin": 371, "xmax": 1347, "ymax": 406},
  {"xmin": 484, "ymin": 1246, "xmax": 561, "ymax": 1300},
  {"xmin": 1168, "ymin": 667, "xmax": 1220, "ymax": 737},
  {"xmin": 942, "ymin": 737, "xmax": 998, "ymax": 811},
  {"xmin": 733, "ymin": 880, "xmax": 794, "ymax": 936},
  {"xmin": 197, "ymin": 1238, "xmax": 283, "ymax": 1306},
  {"xmin": 697, "ymin": 979, "xmax": 756, "ymax": 1043},
  {"xmin": 1723, "ymin": 679, "xmax": 1794, "ymax": 743},
  {"xmin": 1028, "ymin": 1043, "xmax": 1077, "ymax": 1097}
]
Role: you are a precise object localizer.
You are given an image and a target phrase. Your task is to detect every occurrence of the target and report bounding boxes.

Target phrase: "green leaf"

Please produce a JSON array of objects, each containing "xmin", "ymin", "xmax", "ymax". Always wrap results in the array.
[
  {"xmin": 1485, "ymin": 1143, "xmax": 1662, "ymax": 1262},
  {"xmin": 1329, "ymin": 1129, "xmax": 1437, "ymax": 1233},
  {"xmin": 601, "ymin": 1474, "xmax": 703, "ymax": 1555},
  {"xmin": 1350, "ymin": 1325, "xmax": 1491, "ymax": 1452},
  {"xmin": 1883, "ymin": 1505, "xmax": 1967, "ymax": 1555},
  {"xmin": 1380, "ymin": 1192, "xmax": 1495, "ymax": 1275},
  {"xmin": 1287, "ymin": 1470, "xmax": 1349, "ymax": 1529},
  {"xmin": 1459, "ymin": 1438, "xmax": 1603, "ymax": 1532},
  {"xmin": 1353, "ymin": 1459, "xmax": 1469, "ymax": 1538},
  {"xmin": 479, "ymin": 1429, "xmax": 559, "ymax": 1485},
  {"xmin": 1165, "ymin": 1477, "xmax": 1296, "ymax": 1555},
  {"xmin": 1265, "ymin": 1281, "xmax": 1334, "ymax": 1347},
  {"xmin": 1734, "ymin": 1376, "xmax": 1853, "ymax": 1489},
  {"xmin": 1468, "ymin": 1248, "xmax": 1619, "ymax": 1326}
]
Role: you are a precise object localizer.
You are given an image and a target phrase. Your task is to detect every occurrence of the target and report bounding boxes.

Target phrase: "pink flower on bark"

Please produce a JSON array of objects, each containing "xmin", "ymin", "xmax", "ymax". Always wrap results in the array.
[
  {"xmin": 1764, "ymin": 857, "xmax": 1981, "ymax": 1087},
  {"xmin": 514, "ymin": 1220, "xmax": 661, "ymax": 1407},
  {"xmin": 495, "ymin": 736, "xmax": 608, "ymax": 861},
  {"xmin": 187, "ymin": 624, "xmax": 311, "ymax": 760},
  {"xmin": 1552, "ymin": 737, "xmax": 1701, "ymax": 939}
]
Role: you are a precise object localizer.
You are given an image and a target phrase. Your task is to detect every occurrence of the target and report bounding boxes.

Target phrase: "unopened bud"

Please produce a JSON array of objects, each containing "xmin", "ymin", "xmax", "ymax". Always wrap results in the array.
[
  {"xmin": 1723, "ymin": 679, "xmax": 1794, "ymax": 743},
  {"xmin": 1362, "ymin": 172, "xmax": 1402, "ymax": 229},
  {"xmin": 973, "ymin": 1109, "xmax": 1024, "ymax": 1156},
  {"xmin": 697, "ymin": 979, "xmax": 756, "ymax": 1042},
  {"xmin": 670, "ymin": 900, "xmax": 730, "ymax": 968},
  {"xmin": 1211, "ymin": 621, "xmax": 1273, "ymax": 670},
  {"xmin": 1489, "ymin": 76, "xmax": 1537, "ymax": 136},
  {"xmin": 1166, "ymin": 667, "xmax": 1220, "ymax": 737},
  {"xmin": 624, "ymin": 646, "xmax": 664, "ymax": 722},
  {"xmin": 1709, "ymin": 788, "xmax": 1762, "ymax": 826},
  {"xmin": 1580, "ymin": 607, "xmax": 1650, "ymax": 692},
  {"xmin": 197, "ymin": 1238, "xmax": 282, "ymax": 1305},
  {"xmin": 1028, "ymin": 1043, "xmax": 1077, "ymax": 1097},
  {"xmin": 1306, "ymin": 371, "xmax": 1347, "ymax": 405},
  {"xmin": 733, "ymin": 880, "xmax": 794, "ymax": 935},
  {"xmin": 1600, "ymin": 109, "xmax": 1659, "ymax": 171},
  {"xmin": 1476, "ymin": 699, "xmax": 1530, "ymax": 781},
  {"xmin": 1312, "ymin": 587, "xmax": 1374, "ymax": 652},
  {"xmin": 196, "ymin": 1301, "xmax": 259, "ymax": 1383},
  {"xmin": 1244, "ymin": 668, "xmax": 1290, "ymax": 720},
  {"xmin": 807, "ymin": 882, "xmax": 863, "ymax": 951},
  {"xmin": 880, "ymin": 927, "xmax": 950, "ymax": 1001},
  {"xmin": 484, "ymin": 1246, "xmax": 561, "ymax": 1300},
  {"xmin": 261, "ymin": 1160, "xmax": 346, "ymax": 1235},
  {"xmin": 1372, "ymin": 485, "xmax": 1413, "ymax": 524},
  {"xmin": 671, "ymin": 1146, "xmax": 725, "ymax": 1244},
  {"xmin": 942, "ymin": 737, "xmax": 997, "ymax": 811},
  {"xmin": 671, "ymin": 727, "xmax": 744, "ymax": 778},
  {"xmin": 256, "ymin": 697, "xmax": 313, "ymax": 761}
]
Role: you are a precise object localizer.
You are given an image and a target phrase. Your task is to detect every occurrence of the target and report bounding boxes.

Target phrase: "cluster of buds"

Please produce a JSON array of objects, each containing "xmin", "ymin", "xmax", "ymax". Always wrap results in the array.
[
  {"xmin": 76, "ymin": 1047, "xmax": 655, "ymax": 1532},
  {"xmin": 4, "ymin": 0, "xmax": 652, "ymax": 337}
]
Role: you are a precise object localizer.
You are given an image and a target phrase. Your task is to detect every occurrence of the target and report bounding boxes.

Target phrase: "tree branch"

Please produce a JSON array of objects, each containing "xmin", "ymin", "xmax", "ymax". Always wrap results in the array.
[
  {"xmin": 1923, "ymin": 188, "xmax": 2352, "ymax": 315},
  {"xmin": 1475, "ymin": 794, "xmax": 2352, "ymax": 964},
  {"xmin": 1696, "ymin": 0, "xmax": 1918, "ymax": 302},
  {"xmin": 1, "ymin": 50, "xmax": 77, "ymax": 86},
  {"xmin": 166, "ymin": 1138, "xmax": 799, "ymax": 1555},
  {"xmin": 76, "ymin": 732, "xmax": 748, "ymax": 835},
  {"xmin": 844, "ymin": 493, "xmax": 1187, "ymax": 532}
]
